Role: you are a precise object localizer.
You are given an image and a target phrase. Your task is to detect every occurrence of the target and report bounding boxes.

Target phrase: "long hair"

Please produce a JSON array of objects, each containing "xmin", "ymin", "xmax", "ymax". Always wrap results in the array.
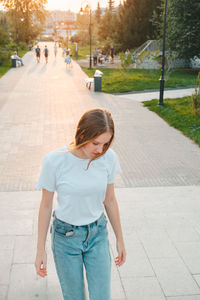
[{"xmin": 69, "ymin": 108, "xmax": 115, "ymax": 165}]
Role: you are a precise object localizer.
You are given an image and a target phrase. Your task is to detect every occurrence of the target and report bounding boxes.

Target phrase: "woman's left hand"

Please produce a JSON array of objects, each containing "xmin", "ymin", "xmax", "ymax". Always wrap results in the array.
[{"xmin": 115, "ymin": 240, "xmax": 126, "ymax": 267}]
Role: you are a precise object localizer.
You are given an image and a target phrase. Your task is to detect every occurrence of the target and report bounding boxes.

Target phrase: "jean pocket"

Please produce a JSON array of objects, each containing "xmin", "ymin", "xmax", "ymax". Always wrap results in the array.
[{"xmin": 54, "ymin": 224, "xmax": 75, "ymax": 238}]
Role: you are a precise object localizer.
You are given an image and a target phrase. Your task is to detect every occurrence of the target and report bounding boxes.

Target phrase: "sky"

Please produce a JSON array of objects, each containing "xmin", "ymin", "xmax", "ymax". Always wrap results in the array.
[{"xmin": 46, "ymin": 0, "xmax": 121, "ymax": 12}]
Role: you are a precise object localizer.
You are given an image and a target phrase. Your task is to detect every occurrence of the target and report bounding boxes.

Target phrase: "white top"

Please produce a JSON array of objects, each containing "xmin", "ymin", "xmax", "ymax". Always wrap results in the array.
[{"xmin": 36, "ymin": 147, "xmax": 122, "ymax": 225}]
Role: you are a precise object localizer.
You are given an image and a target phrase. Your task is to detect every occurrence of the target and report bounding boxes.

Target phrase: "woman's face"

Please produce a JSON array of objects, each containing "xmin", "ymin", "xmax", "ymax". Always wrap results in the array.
[{"xmin": 82, "ymin": 132, "xmax": 112, "ymax": 159}]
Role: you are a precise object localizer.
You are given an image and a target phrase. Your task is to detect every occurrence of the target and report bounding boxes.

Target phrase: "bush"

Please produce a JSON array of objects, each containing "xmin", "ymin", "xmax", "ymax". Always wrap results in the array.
[
  {"xmin": 0, "ymin": 48, "xmax": 11, "ymax": 66},
  {"xmin": 119, "ymin": 52, "xmax": 133, "ymax": 71},
  {"xmin": 191, "ymin": 72, "xmax": 200, "ymax": 115},
  {"xmin": 18, "ymin": 42, "xmax": 27, "ymax": 50}
]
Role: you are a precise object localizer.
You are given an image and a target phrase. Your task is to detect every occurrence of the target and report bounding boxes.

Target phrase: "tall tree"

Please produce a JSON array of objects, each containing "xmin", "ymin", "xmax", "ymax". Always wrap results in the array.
[
  {"xmin": 95, "ymin": 2, "xmax": 101, "ymax": 23},
  {"xmin": 108, "ymin": 0, "xmax": 115, "ymax": 12},
  {"xmin": 0, "ymin": 12, "xmax": 9, "ymax": 45},
  {"xmin": 98, "ymin": 9, "xmax": 114, "ymax": 42},
  {"xmin": 151, "ymin": 0, "xmax": 165, "ymax": 40},
  {"xmin": 0, "ymin": 0, "xmax": 48, "ymax": 43},
  {"xmin": 167, "ymin": 0, "xmax": 200, "ymax": 60},
  {"xmin": 114, "ymin": 0, "xmax": 160, "ymax": 50}
]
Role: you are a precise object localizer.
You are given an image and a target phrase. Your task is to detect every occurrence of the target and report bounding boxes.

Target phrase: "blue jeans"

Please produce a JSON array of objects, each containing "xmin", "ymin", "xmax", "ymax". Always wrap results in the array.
[{"xmin": 51, "ymin": 213, "xmax": 111, "ymax": 300}]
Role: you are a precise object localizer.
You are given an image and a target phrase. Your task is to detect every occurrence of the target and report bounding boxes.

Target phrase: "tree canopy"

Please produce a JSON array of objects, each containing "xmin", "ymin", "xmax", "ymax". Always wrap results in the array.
[
  {"xmin": 97, "ymin": 0, "xmax": 160, "ymax": 51},
  {"xmin": 167, "ymin": 0, "xmax": 200, "ymax": 60},
  {"xmin": 0, "ymin": 0, "xmax": 48, "ymax": 43}
]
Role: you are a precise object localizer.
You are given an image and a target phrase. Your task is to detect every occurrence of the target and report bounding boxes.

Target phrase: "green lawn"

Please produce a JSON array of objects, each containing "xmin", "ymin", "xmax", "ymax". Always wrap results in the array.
[
  {"xmin": 0, "ymin": 47, "xmax": 28, "ymax": 78},
  {"xmin": 69, "ymin": 44, "xmax": 91, "ymax": 60},
  {"xmin": 82, "ymin": 68, "xmax": 198, "ymax": 93},
  {"xmin": 0, "ymin": 65, "xmax": 10, "ymax": 77},
  {"xmin": 143, "ymin": 96, "xmax": 200, "ymax": 147}
]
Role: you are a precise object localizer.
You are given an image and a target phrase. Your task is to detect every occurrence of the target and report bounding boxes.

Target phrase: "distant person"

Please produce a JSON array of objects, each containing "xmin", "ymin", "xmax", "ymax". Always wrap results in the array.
[
  {"xmin": 64, "ymin": 53, "xmax": 72, "ymax": 68},
  {"xmin": 125, "ymin": 49, "xmax": 130, "ymax": 56},
  {"xmin": 28, "ymin": 44, "xmax": 33, "ymax": 51},
  {"xmin": 44, "ymin": 45, "xmax": 49, "ymax": 64},
  {"xmin": 110, "ymin": 45, "xmax": 114, "ymax": 63},
  {"xmin": 93, "ymin": 47, "xmax": 98, "ymax": 66},
  {"xmin": 62, "ymin": 47, "xmax": 67, "ymax": 57},
  {"xmin": 35, "ymin": 45, "xmax": 41, "ymax": 63},
  {"xmin": 125, "ymin": 49, "xmax": 130, "ymax": 61},
  {"xmin": 12, "ymin": 51, "xmax": 24, "ymax": 66},
  {"xmin": 98, "ymin": 49, "xmax": 104, "ymax": 65},
  {"xmin": 54, "ymin": 43, "xmax": 57, "ymax": 58}
]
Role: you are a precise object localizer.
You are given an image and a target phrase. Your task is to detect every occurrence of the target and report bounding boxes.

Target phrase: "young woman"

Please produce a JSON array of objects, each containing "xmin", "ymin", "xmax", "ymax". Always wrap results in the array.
[{"xmin": 35, "ymin": 108, "xmax": 126, "ymax": 300}]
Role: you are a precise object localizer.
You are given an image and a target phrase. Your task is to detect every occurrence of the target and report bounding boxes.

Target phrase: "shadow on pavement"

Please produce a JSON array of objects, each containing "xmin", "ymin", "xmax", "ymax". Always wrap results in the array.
[
  {"xmin": 27, "ymin": 64, "xmax": 38, "ymax": 74},
  {"xmin": 64, "ymin": 69, "xmax": 74, "ymax": 77},
  {"xmin": 38, "ymin": 64, "xmax": 47, "ymax": 74}
]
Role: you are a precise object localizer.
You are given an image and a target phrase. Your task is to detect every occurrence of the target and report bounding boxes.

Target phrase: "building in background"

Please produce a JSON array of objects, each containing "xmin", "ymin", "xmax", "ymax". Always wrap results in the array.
[{"xmin": 43, "ymin": 10, "xmax": 77, "ymax": 41}]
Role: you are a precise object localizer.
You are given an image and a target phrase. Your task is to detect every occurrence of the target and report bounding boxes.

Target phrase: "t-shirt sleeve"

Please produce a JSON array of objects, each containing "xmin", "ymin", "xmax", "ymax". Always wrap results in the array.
[
  {"xmin": 36, "ymin": 155, "xmax": 56, "ymax": 192},
  {"xmin": 107, "ymin": 150, "xmax": 122, "ymax": 184}
]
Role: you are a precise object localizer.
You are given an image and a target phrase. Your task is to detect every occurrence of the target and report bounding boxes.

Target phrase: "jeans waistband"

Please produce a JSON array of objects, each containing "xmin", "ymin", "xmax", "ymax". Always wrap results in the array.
[{"xmin": 52, "ymin": 211, "xmax": 105, "ymax": 228}]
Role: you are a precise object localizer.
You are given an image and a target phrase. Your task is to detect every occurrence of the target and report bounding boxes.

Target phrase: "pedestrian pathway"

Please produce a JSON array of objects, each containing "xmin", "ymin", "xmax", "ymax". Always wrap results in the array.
[
  {"xmin": 115, "ymin": 87, "xmax": 196, "ymax": 102},
  {"xmin": 0, "ymin": 42, "xmax": 200, "ymax": 300}
]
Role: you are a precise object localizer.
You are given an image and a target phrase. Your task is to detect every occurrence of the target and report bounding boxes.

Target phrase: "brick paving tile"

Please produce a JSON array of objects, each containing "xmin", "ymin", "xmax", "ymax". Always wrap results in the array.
[{"xmin": 0, "ymin": 42, "xmax": 200, "ymax": 192}]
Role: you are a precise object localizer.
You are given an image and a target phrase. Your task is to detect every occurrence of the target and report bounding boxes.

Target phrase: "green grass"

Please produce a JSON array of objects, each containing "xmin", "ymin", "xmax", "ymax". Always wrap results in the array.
[
  {"xmin": 0, "ymin": 65, "xmax": 10, "ymax": 77},
  {"xmin": 0, "ymin": 47, "xmax": 28, "ymax": 78},
  {"xmin": 82, "ymin": 68, "xmax": 198, "ymax": 93},
  {"xmin": 143, "ymin": 96, "xmax": 200, "ymax": 147},
  {"xmin": 69, "ymin": 44, "xmax": 91, "ymax": 60}
]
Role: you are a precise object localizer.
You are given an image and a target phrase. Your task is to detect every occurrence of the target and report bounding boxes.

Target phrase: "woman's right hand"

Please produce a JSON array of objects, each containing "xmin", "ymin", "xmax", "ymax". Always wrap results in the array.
[{"xmin": 35, "ymin": 250, "xmax": 47, "ymax": 277}]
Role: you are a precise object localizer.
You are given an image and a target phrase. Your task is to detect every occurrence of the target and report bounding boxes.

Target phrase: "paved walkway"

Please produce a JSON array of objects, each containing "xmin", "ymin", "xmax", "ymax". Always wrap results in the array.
[
  {"xmin": 1, "ymin": 42, "xmax": 200, "ymax": 300},
  {"xmin": 115, "ymin": 87, "xmax": 196, "ymax": 102}
]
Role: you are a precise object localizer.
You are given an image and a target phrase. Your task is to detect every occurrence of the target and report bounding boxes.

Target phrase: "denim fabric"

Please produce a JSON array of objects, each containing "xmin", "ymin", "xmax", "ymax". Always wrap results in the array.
[{"xmin": 51, "ymin": 213, "xmax": 111, "ymax": 300}]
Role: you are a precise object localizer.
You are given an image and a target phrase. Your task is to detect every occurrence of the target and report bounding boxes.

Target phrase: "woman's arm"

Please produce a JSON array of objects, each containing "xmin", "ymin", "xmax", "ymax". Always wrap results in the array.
[
  {"xmin": 35, "ymin": 189, "xmax": 54, "ymax": 277},
  {"xmin": 104, "ymin": 184, "xmax": 126, "ymax": 267}
]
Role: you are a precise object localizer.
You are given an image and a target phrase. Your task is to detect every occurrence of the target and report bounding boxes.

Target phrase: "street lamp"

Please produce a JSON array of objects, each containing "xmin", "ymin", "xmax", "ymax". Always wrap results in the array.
[
  {"xmin": 80, "ymin": 4, "xmax": 92, "ymax": 69},
  {"xmin": 159, "ymin": 0, "xmax": 168, "ymax": 106}
]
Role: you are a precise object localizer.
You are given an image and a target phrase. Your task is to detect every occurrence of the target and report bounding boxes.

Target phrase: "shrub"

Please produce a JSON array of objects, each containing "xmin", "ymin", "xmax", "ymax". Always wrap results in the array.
[
  {"xmin": 119, "ymin": 52, "xmax": 133, "ymax": 71},
  {"xmin": 18, "ymin": 42, "xmax": 27, "ymax": 50},
  {"xmin": 7, "ymin": 42, "xmax": 18, "ymax": 51},
  {"xmin": 0, "ymin": 48, "xmax": 11, "ymax": 66},
  {"xmin": 191, "ymin": 72, "xmax": 200, "ymax": 115}
]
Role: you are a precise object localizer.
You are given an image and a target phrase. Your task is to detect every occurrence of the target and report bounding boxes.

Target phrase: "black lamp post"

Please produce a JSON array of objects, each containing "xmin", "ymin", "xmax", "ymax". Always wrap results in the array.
[
  {"xmin": 159, "ymin": 0, "xmax": 168, "ymax": 106},
  {"xmin": 80, "ymin": 5, "xmax": 92, "ymax": 69}
]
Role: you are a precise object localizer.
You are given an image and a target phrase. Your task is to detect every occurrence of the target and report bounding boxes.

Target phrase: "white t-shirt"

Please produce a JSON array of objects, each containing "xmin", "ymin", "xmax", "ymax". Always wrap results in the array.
[{"xmin": 36, "ymin": 147, "xmax": 121, "ymax": 225}]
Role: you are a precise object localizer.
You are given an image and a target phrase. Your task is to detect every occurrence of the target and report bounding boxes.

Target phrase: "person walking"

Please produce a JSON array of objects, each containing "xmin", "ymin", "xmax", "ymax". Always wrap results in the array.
[
  {"xmin": 54, "ymin": 43, "xmax": 57, "ymax": 58},
  {"xmin": 35, "ymin": 45, "xmax": 41, "ymax": 63},
  {"xmin": 62, "ymin": 47, "xmax": 67, "ymax": 57},
  {"xmin": 93, "ymin": 47, "xmax": 98, "ymax": 66},
  {"xmin": 64, "ymin": 53, "xmax": 72, "ymax": 68},
  {"xmin": 43, "ymin": 45, "xmax": 49, "ymax": 64},
  {"xmin": 110, "ymin": 45, "xmax": 114, "ymax": 64},
  {"xmin": 35, "ymin": 108, "xmax": 126, "ymax": 300}
]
